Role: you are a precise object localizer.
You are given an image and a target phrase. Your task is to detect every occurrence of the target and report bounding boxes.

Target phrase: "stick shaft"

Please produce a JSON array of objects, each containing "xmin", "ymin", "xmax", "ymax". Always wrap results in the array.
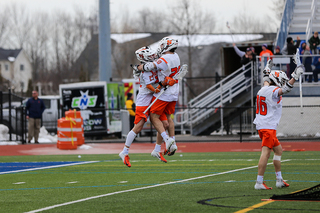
[
  {"xmin": 143, "ymin": 88, "xmax": 166, "ymax": 114},
  {"xmin": 299, "ymin": 77, "xmax": 303, "ymax": 113}
]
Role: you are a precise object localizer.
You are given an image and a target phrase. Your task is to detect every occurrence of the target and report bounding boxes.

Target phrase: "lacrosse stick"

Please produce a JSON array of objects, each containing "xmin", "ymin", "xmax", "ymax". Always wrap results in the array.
[
  {"xmin": 143, "ymin": 64, "xmax": 188, "ymax": 115},
  {"xmin": 299, "ymin": 77, "xmax": 303, "ymax": 114},
  {"xmin": 226, "ymin": 22, "xmax": 235, "ymax": 43}
]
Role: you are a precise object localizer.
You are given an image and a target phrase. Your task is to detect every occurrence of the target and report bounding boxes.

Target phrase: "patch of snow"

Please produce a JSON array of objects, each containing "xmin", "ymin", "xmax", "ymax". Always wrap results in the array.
[
  {"xmin": 79, "ymin": 145, "xmax": 92, "ymax": 150},
  {"xmin": 111, "ymin": 33, "xmax": 151, "ymax": 43},
  {"xmin": 149, "ymin": 34, "xmax": 264, "ymax": 49}
]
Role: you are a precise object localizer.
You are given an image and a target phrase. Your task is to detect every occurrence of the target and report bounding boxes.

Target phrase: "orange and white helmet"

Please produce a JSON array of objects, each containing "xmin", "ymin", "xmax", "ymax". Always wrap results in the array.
[
  {"xmin": 135, "ymin": 46, "xmax": 158, "ymax": 63},
  {"xmin": 269, "ymin": 70, "xmax": 289, "ymax": 87},
  {"xmin": 157, "ymin": 37, "xmax": 178, "ymax": 55}
]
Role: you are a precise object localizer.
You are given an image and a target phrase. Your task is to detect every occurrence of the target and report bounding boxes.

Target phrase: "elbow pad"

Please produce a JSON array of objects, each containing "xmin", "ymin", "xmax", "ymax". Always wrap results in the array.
[
  {"xmin": 143, "ymin": 62, "xmax": 155, "ymax": 71},
  {"xmin": 281, "ymin": 81, "xmax": 293, "ymax": 94}
]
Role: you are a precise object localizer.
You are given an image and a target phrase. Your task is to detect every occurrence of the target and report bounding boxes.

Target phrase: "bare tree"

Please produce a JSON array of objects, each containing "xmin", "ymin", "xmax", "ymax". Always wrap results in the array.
[
  {"xmin": 8, "ymin": 3, "xmax": 32, "ymax": 49},
  {"xmin": 168, "ymin": 0, "xmax": 216, "ymax": 78},
  {"xmin": 0, "ymin": 6, "xmax": 10, "ymax": 47},
  {"xmin": 230, "ymin": 11, "xmax": 274, "ymax": 33},
  {"xmin": 270, "ymin": 0, "xmax": 286, "ymax": 21}
]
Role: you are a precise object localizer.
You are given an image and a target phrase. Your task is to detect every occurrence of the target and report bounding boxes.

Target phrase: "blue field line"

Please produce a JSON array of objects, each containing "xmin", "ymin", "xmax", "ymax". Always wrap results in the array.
[
  {"xmin": 2, "ymin": 180, "xmax": 319, "ymax": 192},
  {"xmin": 0, "ymin": 161, "xmax": 101, "ymax": 175}
]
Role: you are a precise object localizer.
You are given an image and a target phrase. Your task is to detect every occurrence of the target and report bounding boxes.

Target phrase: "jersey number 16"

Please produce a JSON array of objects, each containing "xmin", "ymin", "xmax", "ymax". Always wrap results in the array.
[{"xmin": 256, "ymin": 95, "xmax": 267, "ymax": 116}]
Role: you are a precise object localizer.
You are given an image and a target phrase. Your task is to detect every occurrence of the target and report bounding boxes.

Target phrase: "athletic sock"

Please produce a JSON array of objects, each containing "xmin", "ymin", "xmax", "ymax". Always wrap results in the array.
[
  {"xmin": 125, "ymin": 130, "xmax": 137, "ymax": 147},
  {"xmin": 276, "ymin": 171, "xmax": 283, "ymax": 180},
  {"xmin": 122, "ymin": 147, "xmax": 129, "ymax": 155},
  {"xmin": 161, "ymin": 131, "xmax": 168, "ymax": 141},
  {"xmin": 257, "ymin": 175, "xmax": 264, "ymax": 183},
  {"xmin": 154, "ymin": 144, "xmax": 161, "ymax": 152}
]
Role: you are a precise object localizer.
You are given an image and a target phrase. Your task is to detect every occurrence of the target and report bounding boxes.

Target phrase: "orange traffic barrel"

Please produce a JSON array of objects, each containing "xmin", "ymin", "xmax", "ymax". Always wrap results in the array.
[{"xmin": 57, "ymin": 117, "xmax": 81, "ymax": 150}]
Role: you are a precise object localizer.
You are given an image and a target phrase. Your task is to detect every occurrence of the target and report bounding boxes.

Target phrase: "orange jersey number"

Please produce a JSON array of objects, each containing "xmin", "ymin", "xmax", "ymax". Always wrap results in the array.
[
  {"xmin": 149, "ymin": 70, "xmax": 159, "ymax": 83},
  {"xmin": 169, "ymin": 66, "xmax": 180, "ymax": 78},
  {"xmin": 256, "ymin": 95, "xmax": 267, "ymax": 116}
]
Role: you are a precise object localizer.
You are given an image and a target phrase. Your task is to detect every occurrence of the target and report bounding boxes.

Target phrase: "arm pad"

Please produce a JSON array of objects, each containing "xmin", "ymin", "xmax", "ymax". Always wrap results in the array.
[
  {"xmin": 143, "ymin": 62, "xmax": 155, "ymax": 71},
  {"xmin": 281, "ymin": 81, "xmax": 293, "ymax": 94}
]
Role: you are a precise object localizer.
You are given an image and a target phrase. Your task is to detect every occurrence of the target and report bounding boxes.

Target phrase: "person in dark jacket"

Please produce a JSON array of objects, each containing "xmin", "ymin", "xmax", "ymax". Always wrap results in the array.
[
  {"xmin": 25, "ymin": 91, "xmax": 46, "ymax": 144},
  {"xmin": 286, "ymin": 36, "xmax": 301, "ymax": 78},
  {"xmin": 308, "ymin": 31, "xmax": 319, "ymax": 54},
  {"xmin": 301, "ymin": 45, "xmax": 313, "ymax": 82},
  {"xmin": 312, "ymin": 56, "xmax": 320, "ymax": 82}
]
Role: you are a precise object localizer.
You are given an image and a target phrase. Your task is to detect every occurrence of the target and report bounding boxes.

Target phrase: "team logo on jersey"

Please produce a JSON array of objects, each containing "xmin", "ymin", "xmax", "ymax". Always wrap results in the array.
[{"xmin": 71, "ymin": 90, "xmax": 97, "ymax": 110}]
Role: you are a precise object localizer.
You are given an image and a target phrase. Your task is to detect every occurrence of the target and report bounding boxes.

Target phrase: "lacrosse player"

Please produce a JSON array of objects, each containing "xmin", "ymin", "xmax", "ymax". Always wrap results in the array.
[
  {"xmin": 119, "ymin": 46, "xmax": 170, "ymax": 167},
  {"xmin": 253, "ymin": 49, "xmax": 304, "ymax": 190},
  {"xmin": 136, "ymin": 37, "xmax": 180, "ymax": 158}
]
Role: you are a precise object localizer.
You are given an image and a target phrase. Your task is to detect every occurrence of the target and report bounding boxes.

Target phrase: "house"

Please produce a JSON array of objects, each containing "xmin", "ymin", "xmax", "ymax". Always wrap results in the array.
[{"xmin": 0, "ymin": 48, "xmax": 32, "ymax": 93}]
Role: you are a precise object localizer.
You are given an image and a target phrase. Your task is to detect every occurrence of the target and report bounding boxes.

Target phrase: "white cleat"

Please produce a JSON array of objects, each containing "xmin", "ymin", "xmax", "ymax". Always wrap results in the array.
[
  {"xmin": 254, "ymin": 181, "xmax": 272, "ymax": 190},
  {"xmin": 164, "ymin": 137, "xmax": 175, "ymax": 155},
  {"xmin": 151, "ymin": 150, "xmax": 167, "ymax": 163},
  {"xmin": 276, "ymin": 179, "xmax": 289, "ymax": 188},
  {"xmin": 119, "ymin": 151, "xmax": 131, "ymax": 167},
  {"xmin": 168, "ymin": 144, "xmax": 178, "ymax": 156}
]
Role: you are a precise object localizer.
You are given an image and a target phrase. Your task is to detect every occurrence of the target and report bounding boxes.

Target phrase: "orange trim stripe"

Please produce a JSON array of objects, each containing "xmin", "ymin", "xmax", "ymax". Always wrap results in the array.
[
  {"xmin": 160, "ymin": 57, "xmax": 168, "ymax": 64},
  {"xmin": 273, "ymin": 87, "xmax": 280, "ymax": 92}
]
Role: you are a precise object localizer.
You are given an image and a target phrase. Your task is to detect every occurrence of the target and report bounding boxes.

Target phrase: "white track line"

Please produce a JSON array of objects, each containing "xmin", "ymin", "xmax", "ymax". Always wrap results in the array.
[
  {"xmin": 0, "ymin": 161, "xmax": 99, "ymax": 175},
  {"xmin": 25, "ymin": 159, "xmax": 291, "ymax": 213}
]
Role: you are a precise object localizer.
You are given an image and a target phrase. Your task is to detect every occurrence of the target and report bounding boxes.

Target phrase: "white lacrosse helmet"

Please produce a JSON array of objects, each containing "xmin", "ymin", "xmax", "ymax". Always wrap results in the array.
[
  {"xmin": 269, "ymin": 70, "xmax": 289, "ymax": 87},
  {"xmin": 157, "ymin": 37, "xmax": 178, "ymax": 55},
  {"xmin": 135, "ymin": 46, "xmax": 158, "ymax": 63}
]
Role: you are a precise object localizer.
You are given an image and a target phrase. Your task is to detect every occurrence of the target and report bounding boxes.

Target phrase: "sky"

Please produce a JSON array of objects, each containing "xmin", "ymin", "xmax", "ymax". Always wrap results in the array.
[{"xmin": 0, "ymin": 0, "xmax": 278, "ymax": 33}]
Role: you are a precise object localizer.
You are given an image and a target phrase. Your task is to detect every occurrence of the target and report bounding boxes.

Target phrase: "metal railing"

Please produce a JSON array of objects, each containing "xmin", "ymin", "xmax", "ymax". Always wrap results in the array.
[
  {"xmin": 306, "ymin": 0, "xmax": 317, "ymax": 46},
  {"xmin": 175, "ymin": 62, "xmax": 257, "ymax": 134},
  {"xmin": 275, "ymin": 0, "xmax": 295, "ymax": 51}
]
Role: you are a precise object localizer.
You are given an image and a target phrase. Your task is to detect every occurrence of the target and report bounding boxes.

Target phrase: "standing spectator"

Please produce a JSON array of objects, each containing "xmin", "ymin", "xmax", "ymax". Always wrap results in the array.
[
  {"xmin": 274, "ymin": 46, "xmax": 282, "ymax": 55},
  {"xmin": 308, "ymin": 31, "xmax": 320, "ymax": 54},
  {"xmin": 299, "ymin": 41, "xmax": 306, "ymax": 55},
  {"xmin": 25, "ymin": 91, "xmax": 45, "ymax": 144},
  {"xmin": 125, "ymin": 93, "xmax": 135, "ymax": 130},
  {"xmin": 274, "ymin": 46, "xmax": 282, "ymax": 68},
  {"xmin": 302, "ymin": 45, "xmax": 313, "ymax": 82},
  {"xmin": 241, "ymin": 48, "xmax": 253, "ymax": 78},
  {"xmin": 287, "ymin": 36, "xmax": 301, "ymax": 77},
  {"xmin": 259, "ymin": 44, "xmax": 273, "ymax": 66},
  {"xmin": 312, "ymin": 56, "xmax": 320, "ymax": 82}
]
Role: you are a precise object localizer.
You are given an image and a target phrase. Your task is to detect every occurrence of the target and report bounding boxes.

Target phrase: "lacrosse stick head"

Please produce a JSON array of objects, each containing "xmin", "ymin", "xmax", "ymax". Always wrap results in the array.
[
  {"xmin": 173, "ymin": 64, "xmax": 188, "ymax": 81},
  {"xmin": 226, "ymin": 22, "xmax": 230, "ymax": 28},
  {"xmin": 135, "ymin": 46, "xmax": 158, "ymax": 63},
  {"xmin": 293, "ymin": 48, "xmax": 302, "ymax": 66},
  {"xmin": 269, "ymin": 70, "xmax": 289, "ymax": 87}
]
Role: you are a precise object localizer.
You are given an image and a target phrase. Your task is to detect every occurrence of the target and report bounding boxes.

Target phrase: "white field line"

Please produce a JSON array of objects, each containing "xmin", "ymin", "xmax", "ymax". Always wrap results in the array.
[
  {"xmin": 25, "ymin": 159, "xmax": 291, "ymax": 213},
  {"xmin": 0, "ymin": 161, "xmax": 99, "ymax": 175}
]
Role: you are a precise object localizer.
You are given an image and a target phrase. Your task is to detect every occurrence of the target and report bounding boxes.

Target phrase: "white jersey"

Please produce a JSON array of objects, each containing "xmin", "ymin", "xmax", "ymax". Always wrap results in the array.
[
  {"xmin": 153, "ymin": 53, "xmax": 180, "ymax": 102},
  {"xmin": 253, "ymin": 85, "xmax": 282, "ymax": 130},
  {"xmin": 136, "ymin": 69, "xmax": 159, "ymax": 107}
]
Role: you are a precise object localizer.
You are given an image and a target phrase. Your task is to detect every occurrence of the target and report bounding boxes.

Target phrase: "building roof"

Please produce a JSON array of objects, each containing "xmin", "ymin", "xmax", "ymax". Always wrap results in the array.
[{"xmin": 0, "ymin": 48, "xmax": 22, "ymax": 61}]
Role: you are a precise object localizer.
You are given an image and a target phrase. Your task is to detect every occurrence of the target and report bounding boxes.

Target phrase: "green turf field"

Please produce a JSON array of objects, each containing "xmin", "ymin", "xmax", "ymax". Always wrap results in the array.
[{"xmin": 0, "ymin": 151, "xmax": 319, "ymax": 213}]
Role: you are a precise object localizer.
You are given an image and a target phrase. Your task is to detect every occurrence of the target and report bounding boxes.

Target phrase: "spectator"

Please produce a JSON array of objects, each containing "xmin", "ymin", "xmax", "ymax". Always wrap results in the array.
[
  {"xmin": 241, "ymin": 48, "xmax": 253, "ymax": 76},
  {"xmin": 259, "ymin": 44, "xmax": 273, "ymax": 66},
  {"xmin": 308, "ymin": 31, "xmax": 320, "ymax": 54},
  {"xmin": 302, "ymin": 45, "xmax": 313, "ymax": 82},
  {"xmin": 312, "ymin": 56, "xmax": 320, "ymax": 82},
  {"xmin": 274, "ymin": 46, "xmax": 282, "ymax": 68},
  {"xmin": 299, "ymin": 41, "xmax": 306, "ymax": 55},
  {"xmin": 287, "ymin": 36, "xmax": 301, "ymax": 77},
  {"xmin": 125, "ymin": 93, "xmax": 135, "ymax": 130},
  {"xmin": 25, "ymin": 91, "xmax": 46, "ymax": 144},
  {"xmin": 274, "ymin": 46, "xmax": 282, "ymax": 55}
]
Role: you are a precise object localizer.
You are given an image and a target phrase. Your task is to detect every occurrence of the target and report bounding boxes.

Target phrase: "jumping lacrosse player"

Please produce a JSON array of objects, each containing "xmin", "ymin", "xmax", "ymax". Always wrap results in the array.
[
  {"xmin": 253, "ymin": 49, "xmax": 304, "ymax": 190},
  {"xmin": 136, "ymin": 37, "xmax": 180, "ymax": 159},
  {"xmin": 119, "ymin": 46, "xmax": 170, "ymax": 167}
]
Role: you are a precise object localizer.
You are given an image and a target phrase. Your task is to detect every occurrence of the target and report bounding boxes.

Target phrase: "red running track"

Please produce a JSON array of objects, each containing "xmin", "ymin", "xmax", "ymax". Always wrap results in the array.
[{"xmin": 1, "ymin": 141, "xmax": 320, "ymax": 156}]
